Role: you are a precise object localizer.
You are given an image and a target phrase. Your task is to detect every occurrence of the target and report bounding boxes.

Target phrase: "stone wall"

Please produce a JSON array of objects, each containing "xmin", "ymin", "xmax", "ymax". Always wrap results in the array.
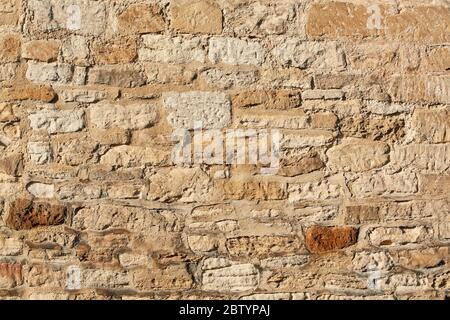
[{"xmin": 0, "ymin": 0, "xmax": 449, "ymax": 300}]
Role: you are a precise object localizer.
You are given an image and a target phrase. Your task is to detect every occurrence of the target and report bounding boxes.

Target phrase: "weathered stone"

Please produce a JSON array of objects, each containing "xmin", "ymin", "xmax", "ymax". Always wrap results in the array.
[
  {"xmin": 353, "ymin": 251, "xmax": 394, "ymax": 273},
  {"xmin": 118, "ymin": 4, "xmax": 165, "ymax": 34},
  {"xmin": 147, "ymin": 167, "xmax": 212, "ymax": 203},
  {"xmin": 386, "ymin": 6, "xmax": 450, "ymax": 43},
  {"xmin": 202, "ymin": 260, "xmax": 259, "ymax": 292},
  {"xmin": 350, "ymin": 172, "xmax": 417, "ymax": 197},
  {"xmin": 0, "ymin": 263, "xmax": 22, "ymax": 289},
  {"xmin": 0, "ymin": 0, "xmax": 447, "ymax": 300},
  {"xmin": 223, "ymin": 180, "xmax": 287, "ymax": 201},
  {"xmin": 226, "ymin": 236, "xmax": 302, "ymax": 258},
  {"xmin": 282, "ymin": 130, "xmax": 335, "ymax": 147},
  {"xmin": 61, "ymin": 36, "xmax": 89, "ymax": 66},
  {"xmin": 236, "ymin": 111, "xmax": 308, "ymax": 129},
  {"xmin": 326, "ymin": 139, "xmax": 390, "ymax": 172},
  {"xmin": 0, "ymin": 153, "xmax": 22, "ymax": 176},
  {"xmin": 118, "ymin": 253, "xmax": 147, "ymax": 269},
  {"xmin": 163, "ymin": 91, "xmax": 231, "ymax": 129},
  {"xmin": 368, "ymin": 226, "xmax": 433, "ymax": 247},
  {"xmin": 201, "ymin": 68, "xmax": 258, "ymax": 89},
  {"xmin": 374, "ymin": 273, "xmax": 431, "ymax": 293},
  {"xmin": 60, "ymin": 89, "xmax": 108, "ymax": 103},
  {"xmin": 0, "ymin": 63, "xmax": 16, "ymax": 81},
  {"xmin": 288, "ymin": 179, "xmax": 343, "ymax": 202},
  {"xmin": 380, "ymin": 200, "xmax": 442, "ymax": 221},
  {"xmin": 22, "ymin": 40, "xmax": 60, "ymax": 62},
  {"xmin": 89, "ymin": 102, "xmax": 157, "ymax": 130},
  {"xmin": 424, "ymin": 47, "xmax": 450, "ymax": 72},
  {"xmin": 305, "ymin": 226, "xmax": 358, "ymax": 253},
  {"xmin": 398, "ymin": 248, "xmax": 448, "ymax": 269},
  {"xmin": 306, "ymin": 2, "xmax": 380, "ymax": 39},
  {"xmin": 26, "ymin": 62, "xmax": 72, "ymax": 84},
  {"xmin": 302, "ymin": 89, "xmax": 343, "ymax": 100},
  {"xmin": 209, "ymin": 37, "xmax": 265, "ymax": 65},
  {"xmin": 144, "ymin": 63, "xmax": 197, "ymax": 85},
  {"xmin": 272, "ymin": 40, "xmax": 345, "ymax": 70},
  {"xmin": 187, "ymin": 235, "xmax": 218, "ymax": 253},
  {"xmin": 27, "ymin": 182, "xmax": 54, "ymax": 198},
  {"xmin": 339, "ymin": 114, "xmax": 405, "ymax": 143},
  {"xmin": 82, "ymin": 269, "xmax": 128, "ymax": 288},
  {"xmin": 101, "ymin": 145, "xmax": 169, "ymax": 167},
  {"xmin": 311, "ymin": 112, "xmax": 338, "ymax": 129},
  {"xmin": 391, "ymin": 145, "xmax": 450, "ymax": 171},
  {"xmin": 226, "ymin": 1, "xmax": 296, "ymax": 36},
  {"xmin": 241, "ymin": 293, "xmax": 291, "ymax": 300},
  {"xmin": 53, "ymin": 135, "xmax": 98, "ymax": 166},
  {"xmin": 279, "ymin": 151, "xmax": 324, "ymax": 177},
  {"xmin": 260, "ymin": 255, "xmax": 310, "ymax": 269},
  {"xmin": 88, "ymin": 65, "xmax": 145, "ymax": 87},
  {"xmin": 140, "ymin": 35, "xmax": 206, "ymax": 64},
  {"xmin": 232, "ymin": 90, "xmax": 302, "ymax": 110},
  {"xmin": 28, "ymin": 0, "xmax": 106, "ymax": 36},
  {"xmin": 0, "ymin": 33, "xmax": 20, "ymax": 63},
  {"xmin": 92, "ymin": 38, "xmax": 137, "ymax": 65},
  {"xmin": 388, "ymin": 75, "xmax": 450, "ymax": 104},
  {"xmin": 27, "ymin": 142, "xmax": 52, "ymax": 164},
  {"xmin": 344, "ymin": 205, "xmax": 379, "ymax": 224},
  {"xmin": 0, "ymin": 103, "xmax": 17, "ymax": 122},
  {"xmin": 170, "ymin": 0, "xmax": 222, "ymax": 34},
  {"xmin": 366, "ymin": 101, "xmax": 409, "ymax": 115},
  {"xmin": 0, "ymin": 235, "xmax": 22, "ymax": 256},
  {"xmin": 315, "ymin": 74, "xmax": 355, "ymax": 89},
  {"xmin": 28, "ymin": 107, "xmax": 84, "ymax": 134},
  {"xmin": 132, "ymin": 265, "xmax": 192, "ymax": 291},
  {"xmin": 292, "ymin": 204, "xmax": 339, "ymax": 223},
  {"xmin": 419, "ymin": 174, "xmax": 450, "ymax": 196},
  {"xmin": 6, "ymin": 198, "xmax": 66, "ymax": 230},
  {"xmin": 0, "ymin": 0, "xmax": 18, "ymax": 26},
  {"xmin": 410, "ymin": 109, "xmax": 450, "ymax": 143}
]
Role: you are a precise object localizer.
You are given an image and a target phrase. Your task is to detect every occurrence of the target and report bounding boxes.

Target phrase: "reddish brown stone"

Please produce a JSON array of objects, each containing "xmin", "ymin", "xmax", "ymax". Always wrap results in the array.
[
  {"xmin": 0, "ymin": 85, "xmax": 56, "ymax": 102},
  {"xmin": 306, "ymin": 226, "xmax": 358, "ymax": 253},
  {"xmin": 118, "ymin": 4, "xmax": 165, "ymax": 34},
  {"xmin": 6, "ymin": 198, "xmax": 66, "ymax": 230}
]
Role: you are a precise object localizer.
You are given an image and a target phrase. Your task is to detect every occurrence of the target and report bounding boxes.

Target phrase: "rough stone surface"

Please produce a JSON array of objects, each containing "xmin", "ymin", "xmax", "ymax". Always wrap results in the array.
[
  {"xmin": 89, "ymin": 102, "xmax": 158, "ymax": 130},
  {"xmin": 0, "ymin": 0, "xmax": 448, "ymax": 301},
  {"xmin": 202, "ymin": 260, "xmax": 259, "ymax": 292},
  {"xmin": 117, "ymin": 4, "xmax": 165, "ymax": 34},
  {"xmin": 326, "ymin": 139, "xmax": 390, "ymax": 172},
  {"xmin": 208, "ymin": 37, "xmax": 265, "ymax": 65},
  {"xmin": 28, "ymin": 107, "xmax": 84, "ymax": 134},
  {"xmin": 139, "ymin": 35, "xmax": 206, "ymax": 64},
  {"xmin": 170, "ymin": 0, "xmax": 222, "ymax": 34},
  {"xmin": 368, "ymin": 227, "xmax": 433, "ymax": 247},
  {"xmin": 88, "ymin": 65, "xmax": 145, "ymax": 88},
  {"xmin": 6, "ymin": 198, "xmax": 66, "ymax": 230},
  {"xmin": 163, "ymin": 91, "xmax": 231, "ymax": 129}
]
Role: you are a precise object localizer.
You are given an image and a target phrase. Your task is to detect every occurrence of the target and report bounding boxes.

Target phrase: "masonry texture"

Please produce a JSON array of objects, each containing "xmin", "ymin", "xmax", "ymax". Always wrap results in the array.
[{"xmin": 0, "ymin": 0, "xmax": 449, "ymax": 300}]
